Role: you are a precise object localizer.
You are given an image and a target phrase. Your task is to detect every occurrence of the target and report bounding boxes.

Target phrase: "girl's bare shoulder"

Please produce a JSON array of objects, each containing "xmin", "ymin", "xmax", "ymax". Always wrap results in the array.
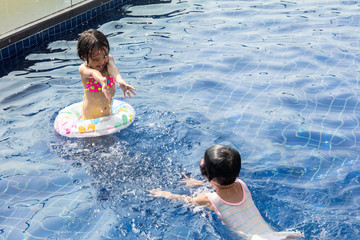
[{"xmin": 79, "ymin": 63, "xmax": 88, "ymax": 74}]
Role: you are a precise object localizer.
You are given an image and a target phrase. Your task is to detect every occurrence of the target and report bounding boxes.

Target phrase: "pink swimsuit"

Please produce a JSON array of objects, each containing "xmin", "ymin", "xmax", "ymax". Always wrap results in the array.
[{"xmin": 85, "ymin": 75, "xmax": 115, "ymax": 92}]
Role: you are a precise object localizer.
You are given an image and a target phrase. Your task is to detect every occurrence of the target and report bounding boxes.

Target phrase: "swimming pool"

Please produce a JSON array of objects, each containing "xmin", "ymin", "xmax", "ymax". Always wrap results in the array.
[{"xmin": 1, "ymin": 0, "xmax": 360, "ymax": 239}]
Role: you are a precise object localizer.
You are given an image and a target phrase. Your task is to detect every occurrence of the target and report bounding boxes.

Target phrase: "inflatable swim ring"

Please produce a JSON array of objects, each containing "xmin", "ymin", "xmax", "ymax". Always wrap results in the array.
[{"xmin": 54, "ymin": 99, "xmax": 135, "ymax": 138}]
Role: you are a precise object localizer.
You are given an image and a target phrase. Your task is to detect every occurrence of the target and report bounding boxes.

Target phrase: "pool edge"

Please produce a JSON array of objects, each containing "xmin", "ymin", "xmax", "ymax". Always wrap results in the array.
[{"xmin": 0, "ymin": 0, "xmax": 132, "ymax": 62}]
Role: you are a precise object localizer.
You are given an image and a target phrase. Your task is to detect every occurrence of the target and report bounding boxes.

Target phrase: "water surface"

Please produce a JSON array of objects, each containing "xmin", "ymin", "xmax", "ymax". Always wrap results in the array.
[{"xmin": 1, "ymin": 0, "xmax": 360, "ymax": 239}]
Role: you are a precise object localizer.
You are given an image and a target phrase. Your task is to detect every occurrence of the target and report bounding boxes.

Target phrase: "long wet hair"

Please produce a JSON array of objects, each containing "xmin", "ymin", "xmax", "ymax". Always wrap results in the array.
[
  {"xmin": 77, "ymin": 29, "xmax": 109, "ymax": 61},
  {"xmin": 200, "ymin": 145, "xmax": 241, "ymax": 186}
]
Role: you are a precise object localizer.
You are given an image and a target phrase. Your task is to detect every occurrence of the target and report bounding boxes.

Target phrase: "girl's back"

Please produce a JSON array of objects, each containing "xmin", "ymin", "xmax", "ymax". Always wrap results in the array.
[{"xmin": 207, "ymin": 179, "xmax": 274, "ymax": 237}]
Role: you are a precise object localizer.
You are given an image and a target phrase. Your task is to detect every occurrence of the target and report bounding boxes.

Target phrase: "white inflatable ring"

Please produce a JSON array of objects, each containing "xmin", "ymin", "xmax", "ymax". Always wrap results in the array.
[{"xmin": 54, "ymin": 99, "xmax": 135, "ymax": 138}]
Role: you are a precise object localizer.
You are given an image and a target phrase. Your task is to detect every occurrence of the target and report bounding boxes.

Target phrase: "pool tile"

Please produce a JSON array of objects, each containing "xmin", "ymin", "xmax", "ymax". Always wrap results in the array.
[
  {"xmin": 8, "ymin": 44, "xmax": 16, "ymax": 58},
  {"xmin": 1, "ymin": 48, "xmax": 9, "ymax": 59}
]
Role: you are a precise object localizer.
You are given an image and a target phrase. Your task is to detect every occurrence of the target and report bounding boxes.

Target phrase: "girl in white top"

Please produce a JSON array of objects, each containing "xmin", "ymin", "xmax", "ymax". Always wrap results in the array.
[{"xmin": 148, "ymin": 145, "xmax": 303, "ymax": 240}]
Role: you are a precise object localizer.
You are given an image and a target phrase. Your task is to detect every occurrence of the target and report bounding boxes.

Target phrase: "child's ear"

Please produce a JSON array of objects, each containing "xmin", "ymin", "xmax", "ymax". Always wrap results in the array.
[{"xmin": 80, "ymin": 55, "xmax": 87, "ymax": 62}]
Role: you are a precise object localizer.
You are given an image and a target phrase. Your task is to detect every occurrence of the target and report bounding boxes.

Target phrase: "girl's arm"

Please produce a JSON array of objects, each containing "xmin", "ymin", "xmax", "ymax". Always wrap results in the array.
[
  {"xmin": 79, "ymin": 63, "xmax": 107, "ymax": 84},
  {"xmin": 147, "ymin": 189, "xmax": 214, "ymax": 210},
  {"xmin": 106, "ymin": 54, "xmax": 136, "ymax": 99}
]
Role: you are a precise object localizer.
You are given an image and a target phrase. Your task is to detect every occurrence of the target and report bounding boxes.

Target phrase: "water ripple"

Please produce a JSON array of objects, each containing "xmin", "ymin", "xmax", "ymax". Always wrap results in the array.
[{"xmin": 1, "ymin": 0, "xmax": 360, "ymax": 239}]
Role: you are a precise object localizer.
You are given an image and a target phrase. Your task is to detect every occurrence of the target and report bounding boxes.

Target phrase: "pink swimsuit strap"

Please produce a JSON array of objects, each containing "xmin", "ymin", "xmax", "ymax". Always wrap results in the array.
[{"xmin": 85, "ymin": 74, "xmax": 115, "ymax": 92}]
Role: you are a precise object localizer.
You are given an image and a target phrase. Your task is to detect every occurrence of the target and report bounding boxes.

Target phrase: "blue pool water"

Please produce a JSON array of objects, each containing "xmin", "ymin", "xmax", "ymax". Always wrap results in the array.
[{"xmin": 1, "ymin": 0, "xmax": 360, "ymax": 239}]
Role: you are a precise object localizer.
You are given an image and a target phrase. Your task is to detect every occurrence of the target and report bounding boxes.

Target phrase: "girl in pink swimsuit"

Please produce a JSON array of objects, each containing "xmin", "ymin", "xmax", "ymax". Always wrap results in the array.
[
  {"xmin": 77, "ymin": 29, "xmax": 136, "ymax": 119},
  {"xmin": 148, "ymin": 145, "xmax": 304, "ymax": 239}
]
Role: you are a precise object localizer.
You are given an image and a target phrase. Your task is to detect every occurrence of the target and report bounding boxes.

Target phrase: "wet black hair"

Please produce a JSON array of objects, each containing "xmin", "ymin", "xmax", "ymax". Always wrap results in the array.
[
  {"xmin": 77, "ymin": 29, "xmax": 109, "ymax": 61},
  {"xmin": 200, "ymin": 145, "xmax": 241, "ymax": 185}
]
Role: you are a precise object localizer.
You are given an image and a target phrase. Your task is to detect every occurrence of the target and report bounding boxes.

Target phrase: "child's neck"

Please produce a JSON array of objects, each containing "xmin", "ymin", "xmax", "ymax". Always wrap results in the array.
[
  {"xmin": 211, "ymin": 181, "xmax": 244, "ymax": 204},
  {"xmin": 212, "ymin": 182, "xmax": 236, "ymax": 191}
]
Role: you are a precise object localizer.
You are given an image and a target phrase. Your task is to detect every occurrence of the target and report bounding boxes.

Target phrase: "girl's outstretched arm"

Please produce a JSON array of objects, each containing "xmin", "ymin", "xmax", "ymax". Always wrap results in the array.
[
  {"xmin": 106, "ymin": 54, "xmax": 136, "ymax": 99},
  {"xmin": 147, "ymin": 189, "xmax": 213, "ymax": 210},
  {"xmin": 79, "ymin": 64, "xmax": 108, "ymax": 86},
  {"xmin": 148, "ymin": 189, "xmax": 189, "ymax": 202}
]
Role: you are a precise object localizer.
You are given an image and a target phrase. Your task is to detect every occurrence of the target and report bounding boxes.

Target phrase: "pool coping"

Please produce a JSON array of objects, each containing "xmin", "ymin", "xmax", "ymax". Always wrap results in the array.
[{"xmin": 0, "ymin": 0, "xmax": 132, "ymax": 62}]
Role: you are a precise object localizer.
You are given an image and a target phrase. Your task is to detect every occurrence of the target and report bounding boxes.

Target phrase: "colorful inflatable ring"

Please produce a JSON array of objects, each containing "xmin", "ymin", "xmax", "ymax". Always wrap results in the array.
[{"xmin": 54, "ymin": 99, "xmax": 135, "ymax": 138}]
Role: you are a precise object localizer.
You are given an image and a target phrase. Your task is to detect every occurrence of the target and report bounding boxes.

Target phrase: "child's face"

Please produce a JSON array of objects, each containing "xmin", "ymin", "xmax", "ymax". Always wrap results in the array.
[{"xmin": 86, "ymin": 47, "xmax": 109, "ymax": 72}]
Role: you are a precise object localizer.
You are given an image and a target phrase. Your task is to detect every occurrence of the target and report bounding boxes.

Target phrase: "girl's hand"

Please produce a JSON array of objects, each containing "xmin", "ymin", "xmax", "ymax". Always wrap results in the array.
[
  {"xmin": 101, "ymin": 77, "xmax": 112, "ymax": 100},
  {"xmin": 118, "ymin": 80, "xmax": 136, "ymax": 99},
  {"xmin": 178, "ymin": 172, "xmax": 204, "ymax": 187}
]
